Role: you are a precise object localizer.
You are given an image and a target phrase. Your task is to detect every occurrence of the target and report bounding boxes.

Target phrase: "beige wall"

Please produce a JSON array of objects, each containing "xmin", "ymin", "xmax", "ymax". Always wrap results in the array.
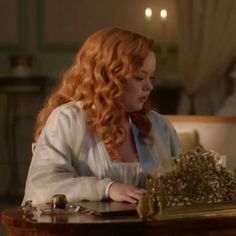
[{"xmin": 0, "ymin": 0, "xmax": 179, "ymax": 81}]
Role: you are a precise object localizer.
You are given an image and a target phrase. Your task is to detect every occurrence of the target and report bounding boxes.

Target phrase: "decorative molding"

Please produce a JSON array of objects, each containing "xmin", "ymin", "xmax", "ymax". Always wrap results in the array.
[
  {"xmin": 37, "ymin": 0, "xmax": 82, "ymax": 50},
  {"xmin": 0, "ymin": 0, "xmax": 28, "ymax": 51}
]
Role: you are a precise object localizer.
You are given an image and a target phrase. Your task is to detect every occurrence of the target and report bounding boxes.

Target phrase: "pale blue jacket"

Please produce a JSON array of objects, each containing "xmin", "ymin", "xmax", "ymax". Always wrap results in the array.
[{"xmin": 23, "ymin": 101, "xmax": 181, "ymax": 205}]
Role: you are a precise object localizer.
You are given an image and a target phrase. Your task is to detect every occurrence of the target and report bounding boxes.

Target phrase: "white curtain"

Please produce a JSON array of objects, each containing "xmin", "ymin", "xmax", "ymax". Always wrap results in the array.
[{"xmin": 177, "ymin": 0, "xmax": 236, "ymax": 114}]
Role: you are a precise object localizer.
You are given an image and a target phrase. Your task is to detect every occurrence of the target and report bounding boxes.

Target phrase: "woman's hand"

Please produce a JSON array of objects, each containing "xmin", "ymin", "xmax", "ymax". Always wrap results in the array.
[{"xmin": 108, "ymin": 182, "xmax": 146, "ymax": 203}]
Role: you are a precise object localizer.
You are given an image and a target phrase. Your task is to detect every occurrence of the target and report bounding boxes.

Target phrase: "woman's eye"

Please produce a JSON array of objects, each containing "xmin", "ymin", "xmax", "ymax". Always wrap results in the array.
[
  {"xmin": 135, "ymin": 76, "xmax": 155, "ymax": 81},
  {"xmin": 135, "ymin": 77, "xmax": 144, "ymax": 81}
]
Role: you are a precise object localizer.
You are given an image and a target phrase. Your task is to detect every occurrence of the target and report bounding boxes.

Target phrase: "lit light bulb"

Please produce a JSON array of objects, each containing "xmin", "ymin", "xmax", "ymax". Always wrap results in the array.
[
  {"xmin": 160, "ymin": 9, "xmax": 167, "ymax": 21},
  {"xmin": 145, "ymin": 8, "xmax": 152, "ymax": 20}
]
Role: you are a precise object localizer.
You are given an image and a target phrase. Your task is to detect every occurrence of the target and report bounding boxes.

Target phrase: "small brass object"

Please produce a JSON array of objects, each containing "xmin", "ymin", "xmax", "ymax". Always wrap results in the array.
[
  {"xmin": 51, "ymin": 194, "xmax": 68, "ymax": 209},
  {"xmin": 137, "ymin": 192, "xmax": 150, "ymax": 219},
  {"xmin": 22, "ymin": 200, "xmax": 36, "ymax": 217}
]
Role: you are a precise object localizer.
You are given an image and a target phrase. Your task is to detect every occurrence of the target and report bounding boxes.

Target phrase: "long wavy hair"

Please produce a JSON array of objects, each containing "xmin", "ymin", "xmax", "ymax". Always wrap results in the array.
[{"xmin": 34, "ymin": 27, "xmax": 154, "ymax": 161}]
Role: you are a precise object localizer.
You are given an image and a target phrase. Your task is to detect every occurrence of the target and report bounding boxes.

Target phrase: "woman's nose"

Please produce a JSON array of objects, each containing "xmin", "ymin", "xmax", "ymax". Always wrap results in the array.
[{"xmin": 144, "ymin": 78, "xmax": 153, "ymax": 91}]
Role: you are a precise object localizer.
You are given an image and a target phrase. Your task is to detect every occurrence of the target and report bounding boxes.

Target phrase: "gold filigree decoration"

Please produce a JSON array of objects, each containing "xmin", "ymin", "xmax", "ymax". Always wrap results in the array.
[{"xmin": 137, "ymin": 147, "xmax": 236, "ymax": 218}]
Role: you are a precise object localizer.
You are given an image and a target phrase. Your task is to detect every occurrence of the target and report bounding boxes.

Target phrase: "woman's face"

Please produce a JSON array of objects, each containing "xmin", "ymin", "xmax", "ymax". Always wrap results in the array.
[{"xmin": 122, "ymin": 51, "xmax": 156, "ymax": 112}]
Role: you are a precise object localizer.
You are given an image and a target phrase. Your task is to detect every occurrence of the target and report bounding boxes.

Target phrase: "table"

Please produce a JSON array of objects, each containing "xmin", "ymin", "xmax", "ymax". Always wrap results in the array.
[{"xmin": 3, "ymin": 206, "xmax": 236, "ymax": 236}]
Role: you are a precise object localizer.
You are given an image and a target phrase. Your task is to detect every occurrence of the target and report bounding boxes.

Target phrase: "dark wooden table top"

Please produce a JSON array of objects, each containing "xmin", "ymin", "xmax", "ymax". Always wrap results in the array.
[{"xmin": 3, "ymin": 204, "xmax": 236, "ymax": 236}]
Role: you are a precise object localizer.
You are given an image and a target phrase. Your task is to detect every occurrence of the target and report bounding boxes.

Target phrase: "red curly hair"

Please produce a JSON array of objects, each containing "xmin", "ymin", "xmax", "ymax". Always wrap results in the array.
[{"xmin": 34, "ymin": 27, "xmax": 154, "ymax": 161}]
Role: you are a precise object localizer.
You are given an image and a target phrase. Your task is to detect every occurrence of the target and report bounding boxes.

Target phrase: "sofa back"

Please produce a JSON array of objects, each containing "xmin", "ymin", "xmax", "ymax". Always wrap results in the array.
[{"xmin": 166, "ymin": 115, "xmax": 236, "ymax": 169}]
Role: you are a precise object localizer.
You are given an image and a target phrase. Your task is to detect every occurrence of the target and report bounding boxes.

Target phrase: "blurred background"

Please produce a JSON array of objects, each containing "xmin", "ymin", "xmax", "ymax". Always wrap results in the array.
[{"xmin": 0, "ymin": 0, "xmax": 236, "ymax": 219}]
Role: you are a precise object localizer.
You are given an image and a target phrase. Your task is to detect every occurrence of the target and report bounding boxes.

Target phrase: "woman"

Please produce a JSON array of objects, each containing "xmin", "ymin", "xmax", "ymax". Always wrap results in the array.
[{"xmin": 23, "ymin": 27, "xmax": 181, "ymax": 205}]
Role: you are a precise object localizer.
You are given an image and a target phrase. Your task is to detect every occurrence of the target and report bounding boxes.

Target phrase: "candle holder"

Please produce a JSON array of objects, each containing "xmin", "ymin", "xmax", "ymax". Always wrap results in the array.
[{"xmin": 160, "ymin": 9, "xmax": 168, "ymax": 65}]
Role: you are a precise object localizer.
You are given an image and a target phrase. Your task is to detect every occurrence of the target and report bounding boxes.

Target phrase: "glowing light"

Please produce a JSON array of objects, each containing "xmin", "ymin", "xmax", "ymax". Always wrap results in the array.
[
  {"xmin": 145, "ymin": 8, "xmax": 152, "ymax": 19},
  {"xmin": 160, "ymin": 9, "xmax": 167, "ymax": 20}
]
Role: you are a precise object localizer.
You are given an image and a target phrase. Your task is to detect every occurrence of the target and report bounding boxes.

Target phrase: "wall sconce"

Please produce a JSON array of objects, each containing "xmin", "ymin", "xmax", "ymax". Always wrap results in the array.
[
  {"xmin": 160, "ymin": 9, "xmax": 168, "ymax": 21},
  {"xmin": 145, "ymin": 7, "xmax": 152, "ymax": 21},
  {"xmin": 160, "ymin": 9, "xmax": 168, "ymax": 64}
]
